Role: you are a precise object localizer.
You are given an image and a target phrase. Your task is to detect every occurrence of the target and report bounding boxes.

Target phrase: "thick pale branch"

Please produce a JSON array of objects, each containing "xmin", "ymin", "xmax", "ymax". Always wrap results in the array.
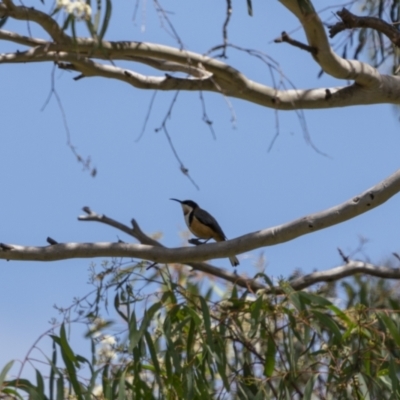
[
  {"xmin": 279, "ymin": 0, "xmax": 380, "ymax": 87},
  {"xmin": 0, "ymin": 29, "xmax": 210, "ymax": 78},
  {"xmin": 0, "ymin": 29, "xmax": 48, "ymax": 47},
  {"xmin": 1, "ymin": 1, "xmax": 399, "ymax": 109},
  {"xmin": 1, "ymin": 169, "xmax": 400, "ymax": 265},
  {"xmin": 0, "ymin": 48, "xmax": 215, "ymax": 90},
  {"xmin": 125, "ymin": 56, "xmax": 212, "ymax": 78},
  {"xmin": 2, "ymin": 44, "xmax": 400, "ymax": 109},
  {"xmin": 49, "ymin": 39, "xmax": 247, "ymax": 90},
  {"xmin": 0, "ymin": 2, "xmax": 71, "ymax": 44},
  {"xmin": 289, "ymin": 260, "xmax": 400, "ymax": 291},
  {"xmin": 78, "ymin": 207, "xmax": 265, "ymax": 292},
  {"xmin": 0, "ymin": 0, "xmax": 383, "ymax": 90},
  {"xmin": 71, "ymin": 58, "xmax": 215, "ymax": 90},
  {"xmin": 0, "ymin": 3, "xmax": 239, "ymax": 86}
]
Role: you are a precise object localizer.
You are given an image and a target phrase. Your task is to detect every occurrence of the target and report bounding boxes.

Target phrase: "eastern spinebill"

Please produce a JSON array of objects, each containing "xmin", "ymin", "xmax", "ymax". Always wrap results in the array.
[{"xmin": 171, "ymin": 199, "xmax": 239, "ymax": 267}]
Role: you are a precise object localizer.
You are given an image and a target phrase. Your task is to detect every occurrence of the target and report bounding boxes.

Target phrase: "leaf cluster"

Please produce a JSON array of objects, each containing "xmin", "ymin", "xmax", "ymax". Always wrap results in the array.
[{"xmin": 2, "ymin": 262, "xmax": 400, "ymax": 399}]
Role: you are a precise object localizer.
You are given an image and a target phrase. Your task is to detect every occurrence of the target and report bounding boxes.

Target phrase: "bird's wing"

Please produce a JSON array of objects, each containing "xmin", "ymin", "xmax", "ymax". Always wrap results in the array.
[{"xmin": 195, "ymin": 208, "xmax": 227, "ymax": 240}]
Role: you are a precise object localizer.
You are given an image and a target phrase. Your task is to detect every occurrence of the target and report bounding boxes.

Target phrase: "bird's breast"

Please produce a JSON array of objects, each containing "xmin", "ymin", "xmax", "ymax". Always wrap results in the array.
[
  {"xmin": 184, "ymin": 212, "xmax": 191, "ymax": 229},
  {"xmin": 189, "ymin": 215, "xmax": 218, "ymax": 240}
]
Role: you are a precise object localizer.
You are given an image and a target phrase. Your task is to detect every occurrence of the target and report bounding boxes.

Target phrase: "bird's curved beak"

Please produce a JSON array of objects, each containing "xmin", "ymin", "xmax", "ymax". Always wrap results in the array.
[{"xmin": 170, "ymin": 198, "xmax": 182, "ymax": 203}]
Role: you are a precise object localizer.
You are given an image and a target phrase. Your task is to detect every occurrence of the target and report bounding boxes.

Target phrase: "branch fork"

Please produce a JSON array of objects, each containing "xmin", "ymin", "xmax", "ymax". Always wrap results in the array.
[{"xmin": 1, "ymin": 169, "xmax": 400, "ymax": 292}]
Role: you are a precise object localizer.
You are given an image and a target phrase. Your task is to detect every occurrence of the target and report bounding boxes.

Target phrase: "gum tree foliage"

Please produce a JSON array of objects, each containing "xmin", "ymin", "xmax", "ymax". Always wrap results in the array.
[
  {"xmin": 3, "ymin": 265, "xmax": 400, "ymax": 399},
  {"xmin": 2, "ymin": 0, "xmax": 400, "ymax": 398}
]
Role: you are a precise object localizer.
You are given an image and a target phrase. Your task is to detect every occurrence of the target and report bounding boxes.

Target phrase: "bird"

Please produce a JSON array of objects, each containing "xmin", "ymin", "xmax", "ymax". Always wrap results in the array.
[{"xmin": 170, "ymin": 199, "xmax": 239, "ymax": 267}]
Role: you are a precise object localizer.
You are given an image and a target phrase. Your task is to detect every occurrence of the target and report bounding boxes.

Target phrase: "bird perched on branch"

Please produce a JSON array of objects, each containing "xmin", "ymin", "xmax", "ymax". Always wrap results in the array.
[{"xmin": 170, "ymin": 199, "xmax": 239, "ymax": 267}]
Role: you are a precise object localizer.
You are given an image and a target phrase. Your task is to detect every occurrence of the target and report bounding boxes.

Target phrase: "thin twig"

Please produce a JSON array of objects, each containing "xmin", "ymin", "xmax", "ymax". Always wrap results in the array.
[
  {"xmin": 153, "ymin": 0, "xmax": 184, "ymax": 49},
  {"xmin": 219, "ymin": 0, "xmax": 232, "ymax": 58},
  {"xmin": 329, "ymin": 8, "xmax": 400, "ymax": 47},
  {"xmin": 155, "ymin": 91, "xmax": 200, "ymax": 190},
  {"xmin": 135, "ymin": 90, "xmax": 157, "ymax": 142},
  {"xmin": 199, "ymin": 90, "xmax": 216, "ymax": 140},
  {"xmin": 274, "ymin": 31, "xmax": 317, "ymax": 54},
  {"xmin": 41, "ymin": 63, "xmax": 97, "ymax": 176}
]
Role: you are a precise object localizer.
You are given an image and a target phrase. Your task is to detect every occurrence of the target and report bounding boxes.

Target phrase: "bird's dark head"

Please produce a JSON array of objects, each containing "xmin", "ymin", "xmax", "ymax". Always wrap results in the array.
[{"xmin": 170, "ymin": 199, "xmax": 199, "ymax": 214}]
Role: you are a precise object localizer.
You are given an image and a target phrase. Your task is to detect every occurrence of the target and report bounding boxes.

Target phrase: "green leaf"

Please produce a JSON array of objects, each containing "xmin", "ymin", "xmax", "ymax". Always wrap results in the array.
[
  {"xmin": 185, "ymin": 369, "xmax": 194, "ymax": 400},
  {"xmin": 378, "ymin": 374, "xmax": 392, "ymax": 392},
  {"xmin": 61, "ymin": 14, "xmax": 72, "ymax": 31},
  {"xmin": 246, "ymin": 0, "xmax": 253, "ymax": 16},
  {"xmin": 253, "ymin": 272, "xmax": 274, "ymax": 287},
  {"xmin": 144, "ymin": 331, "xmax": 163, "ymax": 389},
  {"xmin": 35, "ymin": 369, "xmax": 45, "ymax": 397},
  {"xmin": 185, "ymin": 305, "xmax": 202, "ymax": 326},
  {"xmin": 303, "ymin": 374, "xmax": 318, "ymax": 400},
  {"xmin": 98, "ymin": 0, "xmax": 112, "ymax": 40},
  {"xmin": 0, "ymin": 388, "xmax": 23, "ymax": 400},
  {"xmin": 389, "ymin": 357, "xmax": 399, "ymax": 394},
  {"xmin": 129, "ymin": 302, "xmax": 161, "ymax": 351},
  {"xmin": 341, "ymin": 281, "xmax": 355, "ymax": 307},
  {"xmin": 264, "ymin": 336, "xmax": 276, "ymax": 377},
  {"xmin": 118, "ymin": 369, "xmax": 127, "ymax": 400},
  {"xmin": 199, "ymin": 296, "xmax": 214, "ymax": 351},
  {"xmin": 71, "ymin": 17, "xmax": 77, "ymax": 43},
  {"xmin": 0, "ymin": 360, "xmax": 14, "ymax": 389},
  {"xmin": 378, "ymin": 312, "xmax": 400, "ymax": 347},
  {"xmin": 102, "ymin": 364, "xmax": 112, "ymax": 399},
  {"xmin": 59, "ymin": 324, "xmax": 78, "ymax": 364},
  {"xmin": 0, "ymin": 17, "xmax": 8, "ymax": 29},
  {"xmin": 255, "ymin": 389, "xmax": 266, "ymax": 400},
  {"xmin": 49, "ymin": 340, "xmax": 57, "ymax": 400},
  {"xmin": 242, "ymin": 361, "xmax": 258, "ymax": 395},
  {"xmin": 215, "ymin": 349, "xmax": 229, "ymax": 390},
  {"xmin": 114, "ymin": 293, "xmax": 128, "ymax": 322},
  {"xmin": 378, "ymin": 369, "xmax": 389, "ymax": 377},
  {"xmin": 298, "ymin": 291, "xmax": 333, "ymax": 307},
  {"xmin": 186, "ymin": 318, "xmax": 195, "ymax": 360},
  {"xmin": 4, "ymin": 379, "xmax": 38, "ymax": 396},
  {"xmin": 230, "ymin": 284, "xmax": 238, "ymax": 300},
  {"xmin": 56, "ymin": 375, "xmax": 64, "ymax": 400},
  {"xmin": 327, "ymin": 304, "xmax": 353, "ymax": 325},
  {"xmin": 355, "ymin": 373, "xmax": 370, "ymax": 400},
  {"xmin": 165, "ymin": 350, "xmax": 172, "ymax": 384},
  {"xmin": 286, "ymin": 291, "xmax": 305, "ymax": 312},
  {"xmin": 287, "ymin": 327, "xmax": 296, "ymax": 371},
  {"xmin": 250, "ymin": 295, "xmax": 263, "ymax": 322},
  {"xmin": 93, "ymin": 5, "xmax": 100, "ymax": 33},
  {"xmin": 58, "ymin": 325, "xmax": 83, "ymax": 400},
  {"xmin": 312, "ymin": 311, "xmax": 342, "ymax": 344}
]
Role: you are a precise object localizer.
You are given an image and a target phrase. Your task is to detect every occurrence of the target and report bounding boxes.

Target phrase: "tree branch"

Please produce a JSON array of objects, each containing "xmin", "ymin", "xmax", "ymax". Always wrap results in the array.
[
  {"xmin": 329, "ymin": 8, "xmax": 400, "ymax": 48},
  {"xmin": 0, "ymin": 29, "xmax": 48, "ymax": 47},
  {"xmin": 278, "ymin": 0, "xmax": 380, "ymax": 87},
  {"xmin": 0, "ymin": 0, "xmax": 399, "ymax": 108},
  {"xmin": 1, "ymin": 0, "xmax": 400, "ymax": 110},
  {"xmin": 274, "ymin": 31, "xmax": 317, "ymax": 54},
  {"xmin": 2, "ymin": 42, "xmax": 399, "ymax": 110},
  {"xmin": 289, "ymin": 260, "xmax": 400, "ymax": 291},
  {"xmin": 1, "ymin": 168, "xmax": 400, "ymax": 267},
  {"xmin": 0, "ymin": 2, "xmax": 71, "ymax": 44},
  {"xmin": 79, "ymin": 206, "xmax": 163, "ymax": 247},
  {"xmin": 78, "ymin": 207, "xmax": 265, "ymax": 292},
  {"xmin": 124, "ymin": 56, "xmax": 212, "ymax": 78}
]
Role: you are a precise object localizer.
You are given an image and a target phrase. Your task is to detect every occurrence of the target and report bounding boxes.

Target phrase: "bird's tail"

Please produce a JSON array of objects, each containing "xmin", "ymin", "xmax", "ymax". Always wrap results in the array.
[
  {"xmin": 229, "ymin": 256, "xmax": 239, "ymax": 267},
  {"xmin": 215, "ymin": 236, "xmax": 239, "ymax": 267}
]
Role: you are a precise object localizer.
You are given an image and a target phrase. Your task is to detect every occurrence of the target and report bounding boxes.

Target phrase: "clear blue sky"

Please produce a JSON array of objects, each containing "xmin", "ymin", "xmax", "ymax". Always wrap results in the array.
[{"xmin": 1, "ymin": 0, "xmax": 400, "ymax": 379}]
